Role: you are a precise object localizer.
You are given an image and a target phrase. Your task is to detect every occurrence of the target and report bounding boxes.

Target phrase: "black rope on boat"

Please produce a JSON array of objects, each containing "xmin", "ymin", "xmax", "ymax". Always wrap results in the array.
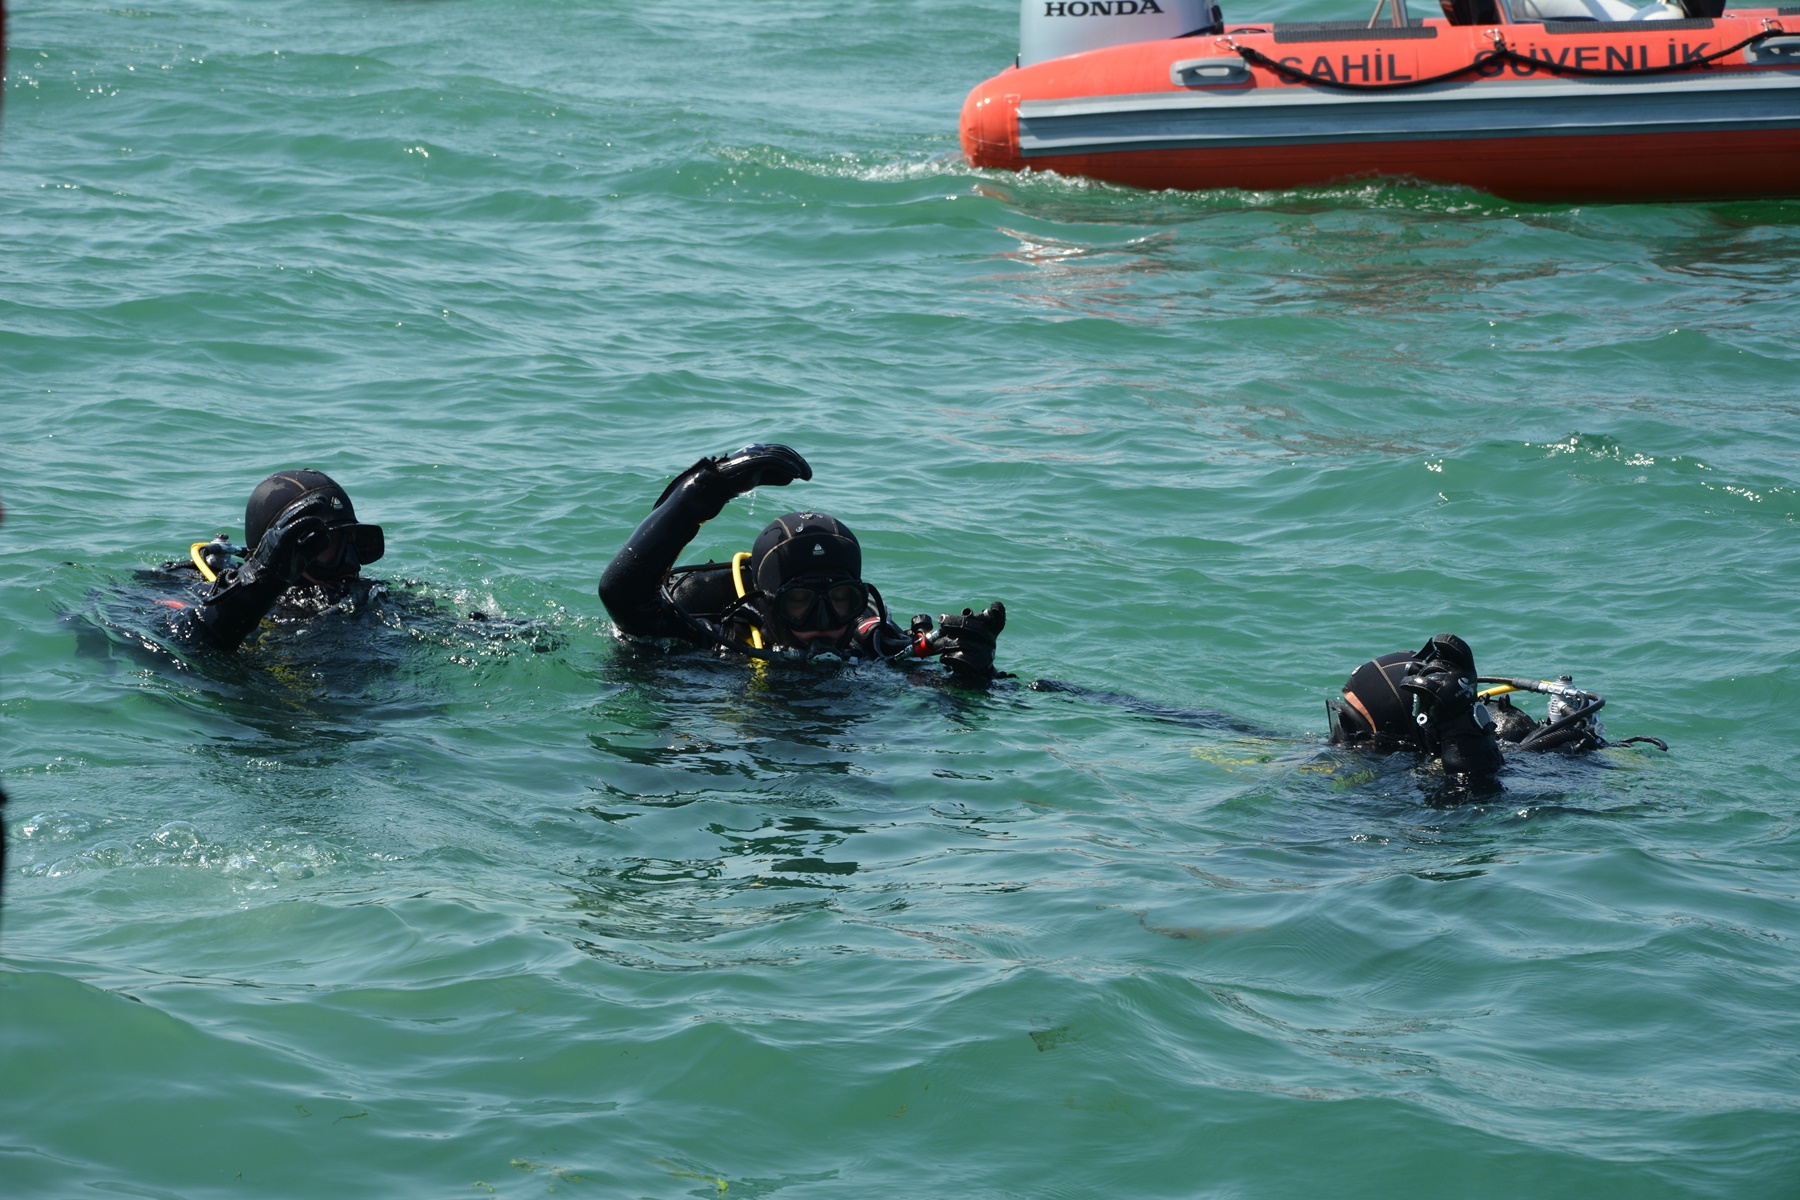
[
  {"xmin": 1228, "ymin": 25, "xmax": 1787, "ymax": 91},
  {"xmin": 1500, "ymin": 25, "xmax": 1785, "ymax": 77}
]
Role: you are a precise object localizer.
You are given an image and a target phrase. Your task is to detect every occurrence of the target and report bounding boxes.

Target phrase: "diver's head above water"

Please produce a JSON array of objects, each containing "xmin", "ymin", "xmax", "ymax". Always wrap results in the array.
[
  {"xmin": 182, "ymin": 469, "xmax": 388, "ymax": 651},
  {"xmin": 751, "ymin": 511, "xmax": 865, "ymax": 649},
  {"xmin": 1328, "ymin": 633, "xmax": 1503, "ymax": 778},
  {"xmin": 244, "ymin": 469, "xmax": 385, "ymax": 587}
]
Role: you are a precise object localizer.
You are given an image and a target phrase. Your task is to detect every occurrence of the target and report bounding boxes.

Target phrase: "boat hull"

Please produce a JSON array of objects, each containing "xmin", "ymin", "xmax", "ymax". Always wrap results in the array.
[{"xmin": 960, "ymin": 13, "xmax": 1800, "ymax": 200}]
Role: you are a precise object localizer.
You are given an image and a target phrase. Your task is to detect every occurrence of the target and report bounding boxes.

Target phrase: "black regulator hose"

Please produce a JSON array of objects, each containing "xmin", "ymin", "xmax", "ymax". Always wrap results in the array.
[
  {"xmin": 1473, "ymin": 675, "xmax": 1669, "ymax": 753},
  {"xmin": 1516, "ymin": 695, "xmax": 1605, "ymax": 751}
]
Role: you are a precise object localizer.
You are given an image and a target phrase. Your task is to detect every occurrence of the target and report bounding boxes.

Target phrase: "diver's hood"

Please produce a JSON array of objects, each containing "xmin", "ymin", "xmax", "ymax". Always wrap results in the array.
[
  {"xmin": 1340, "ymin": 650, "xmax": 1416, "ymax": 738},
  {"xmin": 245, "ymin": 469, "xmax": 361, "ymax": 546},
  {"xmin": 751, "ymin": 511, "xmax": 861, "ymax": 593}
]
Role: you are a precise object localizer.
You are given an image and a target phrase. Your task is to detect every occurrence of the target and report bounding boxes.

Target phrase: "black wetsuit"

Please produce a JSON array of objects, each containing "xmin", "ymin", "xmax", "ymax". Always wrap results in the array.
[
  {"xmin": 153, "ymin": 540, "xmax": 384, "ymax": 652},
  {"xmin": 120, "ymin": 547, "xmax": 549, "ymax": 678},
  {"xmin": 598, "ymin": 482, "xmax": 922, "ymax": 663},
  {"xmin": 599, "ymin": 445, "xmax": 1004, "ymax": 676}
]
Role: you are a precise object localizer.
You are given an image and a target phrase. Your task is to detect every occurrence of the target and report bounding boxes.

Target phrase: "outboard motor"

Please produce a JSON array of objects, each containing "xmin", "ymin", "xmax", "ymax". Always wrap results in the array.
[{"xmin": 1020, "ymin": 0, "xmax": 1223, "ymax": 67}]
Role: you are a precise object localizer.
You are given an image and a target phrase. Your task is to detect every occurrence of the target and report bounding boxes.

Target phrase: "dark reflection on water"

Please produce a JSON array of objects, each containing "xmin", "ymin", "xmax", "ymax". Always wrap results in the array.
[
  {"xmin": 563, "ymin": 648, "xmax": 1055, "ymax": 964},
  {"xmin": 562, "ymin": 811, "xmax": 866, "ymax": 964},
  {"xmin": 717, "ymin": 814, "xmax": 864, "ymax": 883},
  {"xmin": 1316, "ymin": 737, "xmax": 1655, "ymax": 812},
  {"xmin": 588, "ymin": 640, "xmax": 1001, "ymax": 791},
  {"xmin": 1650, "ymin": 212, "xmax": 1800, "ymax": 285}
]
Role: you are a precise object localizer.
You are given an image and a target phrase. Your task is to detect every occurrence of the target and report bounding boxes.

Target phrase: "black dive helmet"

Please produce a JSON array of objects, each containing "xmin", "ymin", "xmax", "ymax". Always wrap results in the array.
[
  {"xmin": 244, "ymin": 469, "xmax": 384, "ymax": 576},
  {"xmin": 751, "ymin": 511, "xmax": 867, "ymax": 632}
]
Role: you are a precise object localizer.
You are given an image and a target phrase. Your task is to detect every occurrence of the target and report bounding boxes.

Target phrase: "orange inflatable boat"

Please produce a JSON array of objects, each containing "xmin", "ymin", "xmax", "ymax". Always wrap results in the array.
[{"xmin": 960, "ymin": 0, "xmax": 1800, "ymax": 199}]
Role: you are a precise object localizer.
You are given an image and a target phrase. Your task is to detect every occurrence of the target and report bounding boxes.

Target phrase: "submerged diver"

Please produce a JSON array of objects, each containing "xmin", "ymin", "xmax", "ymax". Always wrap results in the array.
[
  {"xmin": 598, "ymin": 444, "xmax": 1007, "ymax": 680},
  {"xmin": 161, "ymin": 469, "xmax": 387, "ymax": 651},
  {"xmin": 1326, "ymin": 633, "xmax": 1665, "ymax": 778}
]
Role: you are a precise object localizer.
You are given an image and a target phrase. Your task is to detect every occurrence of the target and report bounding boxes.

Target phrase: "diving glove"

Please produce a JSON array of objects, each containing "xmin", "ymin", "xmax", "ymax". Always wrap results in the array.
[
  {"xmin": 654, "ymin": 444, "xmax": 813, "ymax": 518},
  {"xmin": 190, "ymin": 508, "xmax": 330, "ymax": 649},
  {"xmin": 934, "ymin": 602, "xmax": 1007, "ymax": 680}
]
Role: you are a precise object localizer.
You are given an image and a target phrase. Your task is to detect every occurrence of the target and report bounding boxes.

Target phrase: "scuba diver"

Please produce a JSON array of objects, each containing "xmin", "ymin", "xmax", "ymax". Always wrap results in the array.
[
  {"xmin": 161, "ymin": 469, "xmax": 386, "ymax": 651},
  {"xmin": 74, "ymin": 469, "xmax": 547, "ymax": 738},
  {"xmin": 1326, "ymin": 633, "xmax": 1666, "ymax": 780},
  {"xmin": 598, "ymin": 444, "xmax": 1008, "ymax": 680}
]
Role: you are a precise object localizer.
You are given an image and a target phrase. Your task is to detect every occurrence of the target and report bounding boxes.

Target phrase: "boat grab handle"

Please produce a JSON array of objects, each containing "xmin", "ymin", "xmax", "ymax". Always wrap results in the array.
[
  {"xmin": 1746, "ymin": 34, "xmax": 1800, "ymax": 63},
  {"xmin": 1171, "ymin": 57, "xmax": 1254, "ymax": 86}
]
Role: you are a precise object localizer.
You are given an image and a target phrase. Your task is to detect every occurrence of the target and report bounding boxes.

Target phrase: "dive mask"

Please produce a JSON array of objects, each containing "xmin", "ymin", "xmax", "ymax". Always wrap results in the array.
[
  {"xmin": 277, "ymin": 492, "xmax": 385, "ymax": 578},
  {"xmin": 773, "ymin": 577, "xmax": 867, "ymax": 632},
  {"xmin": 310, "ymin": 523, "xmax": 385, "ymax": 578}
]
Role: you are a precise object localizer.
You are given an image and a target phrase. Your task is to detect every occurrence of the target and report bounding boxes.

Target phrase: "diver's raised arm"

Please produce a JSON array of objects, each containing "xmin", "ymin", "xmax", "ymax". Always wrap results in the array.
[
  {"xmin": 598, "ymin": 444, "xmax": 811, "ymax": 638},
  {"xmin": 183, "ymin": 508, "xmax": 330, "ymax": 650}
]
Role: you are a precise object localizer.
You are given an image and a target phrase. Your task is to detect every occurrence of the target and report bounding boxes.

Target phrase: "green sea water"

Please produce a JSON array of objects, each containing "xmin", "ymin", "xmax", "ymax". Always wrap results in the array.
[{"xmin": 3, "ymin": 1, "xmax": 1799, "ymax": 1197}]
